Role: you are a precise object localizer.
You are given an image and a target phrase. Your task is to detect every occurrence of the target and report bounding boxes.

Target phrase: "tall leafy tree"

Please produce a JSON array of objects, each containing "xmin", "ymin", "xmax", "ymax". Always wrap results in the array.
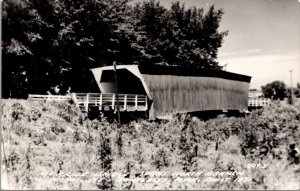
[
  {"xmin": 39, "ymin": 0, "xmax": 137, "ymax": 92},
  {"xmin": 261, "ymin": 81, "xmax": 288, "ymax": 100},
  {"xmin": 130, "ymin": 0, "xmax": 228, "ymax": 69},
  {"xmin": 2, "ymin": 0, "xmax": 135, "ymax": 97},
  {"xmin": 2, "ymin": 0, "xmax": 34, "ymax": 98},
  {"xmin": 2, "ymin": 0, "xmax": 67, "ymax": 97},
  {"xmin": 2, "ymin": 0, "xmax": 228, "ymax": 98}
]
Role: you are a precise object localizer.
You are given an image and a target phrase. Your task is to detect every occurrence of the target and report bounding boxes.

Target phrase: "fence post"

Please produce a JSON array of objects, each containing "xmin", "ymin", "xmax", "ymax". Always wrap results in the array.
[
  {"xmin": 145, "ymin": 96, "xmax": 148, "ymax": 110},
  {"xmin": 124, "ymin": 94, "xmax": 127, "ymax": 111},
  {"xmin": 99, "ymin": 94, "xmax": 103, "ymax": 111},
  {"xmin": 85, "ymin": 93, "xmax": 89, "ymax": 112},
  {"xmin": 112, "ymin": 94, "xmax": 115, "ymax": 110},
  {"xmin": 135, "ymin": 95, "xmax": 138, "ymax": 111},
  {"xmin": 72, "ymin": 93, "xmax": 78, "ymax": 107},
  {"xmin": 114, "ymin": 61, "xmax": 121, "ymax": 124}
]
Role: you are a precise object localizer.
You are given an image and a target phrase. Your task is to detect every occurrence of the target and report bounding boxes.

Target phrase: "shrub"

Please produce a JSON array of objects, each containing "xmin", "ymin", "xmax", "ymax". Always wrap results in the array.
[
  {"xmin": 152, "ymin": 148, "xmax": 169, "ymax": 170},
  {"xmin": 97, "ymin": 134, "xmax": 113, "ymax": 172},
  {"xmin": 20, "ymin": 144, "xmax": 35, "ymax": 189},
  {"xmin": 11, "ymin": 103, "xmax": 25, "ymax": 121}
]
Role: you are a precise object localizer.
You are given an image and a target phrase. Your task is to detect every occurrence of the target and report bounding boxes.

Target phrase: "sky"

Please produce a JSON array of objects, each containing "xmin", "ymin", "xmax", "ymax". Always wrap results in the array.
[{"xmin": 132, "ymin": 0, "xmax": 300, "ymax": 89}]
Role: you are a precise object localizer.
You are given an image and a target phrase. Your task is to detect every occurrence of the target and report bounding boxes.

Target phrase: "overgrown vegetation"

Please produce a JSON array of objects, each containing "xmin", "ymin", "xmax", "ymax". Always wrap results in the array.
[{"xmin": 1, "ymin": 99, "xmax": 300, "ymax": 189}]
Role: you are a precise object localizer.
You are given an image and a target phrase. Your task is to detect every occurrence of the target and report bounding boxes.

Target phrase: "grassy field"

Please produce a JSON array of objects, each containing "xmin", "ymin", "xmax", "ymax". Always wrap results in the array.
[{"xmin": 1, "ymin": 99, "xmax": 300, "ymax": 190}]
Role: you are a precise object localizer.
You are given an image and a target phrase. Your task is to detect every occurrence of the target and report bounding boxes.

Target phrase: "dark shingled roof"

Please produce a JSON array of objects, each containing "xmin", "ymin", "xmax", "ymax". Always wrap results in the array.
[{"xmin": 138, "ymin": 64, "xmax": 252, "ymax": 83}]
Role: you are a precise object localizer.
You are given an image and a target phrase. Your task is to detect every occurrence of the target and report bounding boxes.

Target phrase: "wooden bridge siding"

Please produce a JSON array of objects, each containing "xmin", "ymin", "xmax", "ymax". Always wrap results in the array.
[{"xmin": 141, "ymin": 74, "xmax": 250, "ymax": 118}]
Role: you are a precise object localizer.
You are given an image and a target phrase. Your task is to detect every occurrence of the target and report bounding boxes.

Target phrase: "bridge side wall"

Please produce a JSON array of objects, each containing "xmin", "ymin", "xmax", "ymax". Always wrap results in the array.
[{"xmin": 141, "ymin": 74, "xmax": 250, "ymax": 119}]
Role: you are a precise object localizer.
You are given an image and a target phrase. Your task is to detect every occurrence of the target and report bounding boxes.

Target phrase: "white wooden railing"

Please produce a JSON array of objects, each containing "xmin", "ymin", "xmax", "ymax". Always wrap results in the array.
[
  {"xmin": 248, "ymin": 97, "xmax": 271, "ymax": 107},
  {"xmin": 72, "ymin": 93, "xmax": 148, "ymax": 112},
  {"xmin": 28, "ymin": 94, "xmax": 71, "ymax": 101},
  {"xmin": 28, "ymin": 93, "xmax": 148, "ymax": 112}
]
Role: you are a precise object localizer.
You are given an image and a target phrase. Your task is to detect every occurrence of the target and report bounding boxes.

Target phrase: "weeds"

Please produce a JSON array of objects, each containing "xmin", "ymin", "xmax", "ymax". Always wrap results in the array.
[
  {"xmin": 20, "ymin": 144, "xmax": 34, "ymax": 189},
  {"xmin": 152, "ymin": 148, "xmax": 169, "ymax": 170},
  {"xmin": 96, "ymin": 122, "xmax": 120, "ymax": 189},
  {"xmin": 116, "ymin": 128, "xmax": 123, "ymax": 157},
  {"xmin": 98, "ymin": 134, "xmax": 113, "ymax": 171},
  {"xmin": 96, "ymin": 132, "xmax": 114, "ymax": 189},
  {"xmin": 1, "ymin": 99, "xmax": 300, "ymax": 189}
]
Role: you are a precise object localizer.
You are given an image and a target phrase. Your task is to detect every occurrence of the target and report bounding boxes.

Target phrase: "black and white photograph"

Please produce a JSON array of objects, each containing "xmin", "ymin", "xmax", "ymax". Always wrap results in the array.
[{"xmin": 1, "ymin": 0, "xmax": 300, "ymax": 190}]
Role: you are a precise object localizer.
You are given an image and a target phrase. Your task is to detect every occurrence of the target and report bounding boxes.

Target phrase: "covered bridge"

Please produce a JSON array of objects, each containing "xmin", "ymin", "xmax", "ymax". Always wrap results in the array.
[{"xmin": 90, "ymin": 64, "xmax": 251, "ymax": 119}]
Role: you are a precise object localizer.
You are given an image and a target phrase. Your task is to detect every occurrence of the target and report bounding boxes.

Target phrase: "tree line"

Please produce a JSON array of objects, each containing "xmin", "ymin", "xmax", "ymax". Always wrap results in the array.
[
  {"xmin": 261, "ymin": 81, "xmax": 300, "ymax": 101},
  {"xmin": 2, "ymin": 0, "xmax": 228, "ymax": 98}
]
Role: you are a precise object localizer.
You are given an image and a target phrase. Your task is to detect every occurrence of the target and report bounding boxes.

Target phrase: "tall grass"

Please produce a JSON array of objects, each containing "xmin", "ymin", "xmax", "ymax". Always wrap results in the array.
[{"xmin": 1, "ymin": 99, "xmax": 299, "ymax": 189}]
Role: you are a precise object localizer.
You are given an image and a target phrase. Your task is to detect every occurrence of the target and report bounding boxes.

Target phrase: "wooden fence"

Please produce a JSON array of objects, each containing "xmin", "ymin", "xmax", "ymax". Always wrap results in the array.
[
  {"xmin": 28, "ymin": 94, "xmax": 71, "ymax": 101},
  {"xmin": 248, "ymin": 97, "xmax": 271, "ymax": 107},
  {"xmin": 28, "ymin": 93, "xmax": 148, "ymax": 112},
  {"xmin": 72, "ymin": 93, "xmax": 148, "ymax": 112}
]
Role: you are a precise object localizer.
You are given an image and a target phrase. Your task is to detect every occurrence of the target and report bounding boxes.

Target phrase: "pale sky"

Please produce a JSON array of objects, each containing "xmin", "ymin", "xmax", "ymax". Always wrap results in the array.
[{"xmin": 132, "ymin": 0, "xmax": 300, "ymax": 89}]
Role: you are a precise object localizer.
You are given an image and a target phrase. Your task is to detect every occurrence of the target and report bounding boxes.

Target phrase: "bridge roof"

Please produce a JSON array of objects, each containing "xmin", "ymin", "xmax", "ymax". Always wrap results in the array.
[
  {"xmin": 92, "ymin": 64, "xmax": 251, "ymax": 82},
  {"xmin": 138, "ymin": 64, "xmax": 252, "ymax": 83}
]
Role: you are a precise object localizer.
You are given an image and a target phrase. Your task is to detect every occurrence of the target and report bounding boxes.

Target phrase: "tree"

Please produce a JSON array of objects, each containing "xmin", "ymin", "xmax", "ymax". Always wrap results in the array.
[
  {"xmin": 2, "ymin": 0, "xmax": 228, "ymax": 98},
  {"xmin": 296, "ymin": 83, "xmax": 300, "ymax": 98},
  {"xmin": 2, "ymin": 0, "xmax": 68, "ymax": 97},
  {"xmin": 130, "ymin": 0, "xmax": 228, "ymax": 69},
  {"xmin": 2, "ymin": 0, "xmax": 134, "ymax": 98},
  {"xmin": 2, "ymin": 0, "xmax": 35, "ymax": 98},
  {"xmin": 54, "ymin": 0, "xmax": 136, "ymax": 92},
  {"xmin": 261, "ymin": 81, "xmax": 287, "ymax": 100},
  {"xmin": 287, "ymin": 83, "xmax": 300, "ymax": 98}
]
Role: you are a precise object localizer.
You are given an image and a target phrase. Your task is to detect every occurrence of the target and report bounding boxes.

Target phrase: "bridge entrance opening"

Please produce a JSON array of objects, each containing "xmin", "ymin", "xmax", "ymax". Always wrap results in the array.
[{"xmin": 100, "ymin": 69, "xmax": 146, "ymax": 95}]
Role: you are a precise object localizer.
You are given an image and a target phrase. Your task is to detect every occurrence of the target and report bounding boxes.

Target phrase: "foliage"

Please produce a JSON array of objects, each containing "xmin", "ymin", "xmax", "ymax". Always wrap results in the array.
[
  {"xmin": 2, "ymin": 0, "xmax": 227, "ymax": 98},
  {"xmin": 20, "ymin": 144, "xmax": 35, "ymax": 189},
  {"xmin": 3, "ymin": 99, "xmax": 299, "ymax": 189},
  {"xmin": 97, "ymin": 133, "xmax": 113, "ymax": 172},
  {"xmin": 2, "ymin": 0, "xmax": 133, "ymax": 98},
  {"xmin": 287, "ymin": 83, "xmax": 300, "ymax": 98},
  {"xmin": 261, "ymin": 81, "xmax": 288, "ymax": 100},
  {"xmin": 130, "ymin": 1, "xmax": 227, "ymax": 68}
]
